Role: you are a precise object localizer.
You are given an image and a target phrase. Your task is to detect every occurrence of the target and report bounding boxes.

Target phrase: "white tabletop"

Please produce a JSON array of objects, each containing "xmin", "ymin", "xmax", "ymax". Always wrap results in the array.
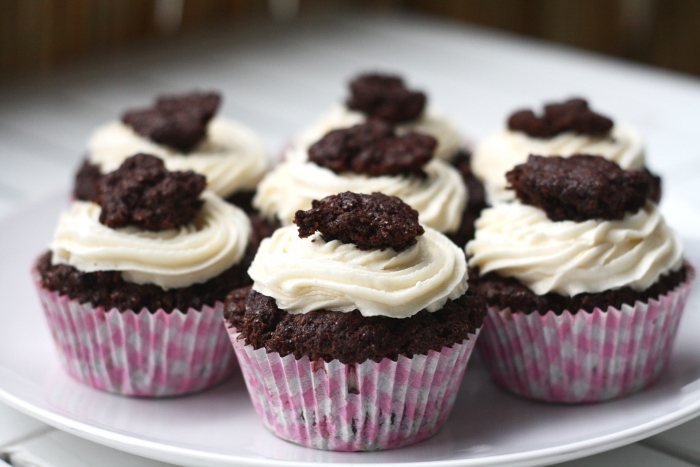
[{"xmin": 1, "ymin": 8, "xmax": 700, "ymax": 467}]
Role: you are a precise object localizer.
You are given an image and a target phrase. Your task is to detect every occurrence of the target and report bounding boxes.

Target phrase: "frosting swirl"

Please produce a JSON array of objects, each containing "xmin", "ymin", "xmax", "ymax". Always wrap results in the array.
[
  {"xmin": 50, "ymin": 191, "xmax": 251, "ymax": 290},
  {"xmin": 290, "ymin": 105, "xmax": 462, "ymax": 162},
  {"xmin": 249, "ymin": 225, "xmax": 468, "ymax": 318},
  {"xmin": 467, "ymin": 201, "xmax": 683, "ymax": 296},
  {"xmin": 253, "ymin": 157, "xmax": 467, "ymax": 234},
  {"xmin": 472, "ymin": 122, "xmax": 645, "ymax": 203},
  {"xmin": 88, "ymin": 117, "xmax": 268, "ymax": 198}
]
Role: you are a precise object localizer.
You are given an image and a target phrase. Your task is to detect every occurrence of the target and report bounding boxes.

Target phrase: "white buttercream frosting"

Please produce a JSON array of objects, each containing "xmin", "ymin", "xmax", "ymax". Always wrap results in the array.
[
  {"xmin": 249, "ymin": 225, "xmax": 468, "ymax": 318},
  {"xmin": 253, "ymin": 157, "xmax": 467, "ymax": 234},
  {"xmin": 289, "ymin": 105, "xmax": 462, "ymax": 162},
  {"xmin": 467, "ymin": 201, "xmax": 683, "ymax": 296},
  {"xmin": 50, "ymin": 191, "xmax": 251, "ymax": 290},
  {"xmin": 472, "ymin": 123, "xmax": 645, "ymax": 203},
  {"xmin": 88, "ymin": 117, "xmax": 269, "ymax": 198}
]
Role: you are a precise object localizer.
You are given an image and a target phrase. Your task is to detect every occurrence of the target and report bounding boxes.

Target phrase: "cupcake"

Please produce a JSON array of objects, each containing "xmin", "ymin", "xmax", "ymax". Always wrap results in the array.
[
  {"xmin": 74, "ymin": 91, "xmax": 269, "ymax": 213},
  {"xmin": 35, "ymin": 154, "xmax": 253, "ymax": 397},
  {"xmin": 255, "ymin": 120, "xmax": 478, "ymax": 245},
  {"xmin": 471, "ymin": 98, "xmax": 661, "ymax": 204},
  {"xmin": 225, "ymin": 192, "xmax": 486, "ymax": 450},
  {"xmin": 467, "ymin": 155, "xmax": 692, "ymax": 403},
  {"xmin": 291, "ymin": 72, "xmax": 463, "ymax": 163}
]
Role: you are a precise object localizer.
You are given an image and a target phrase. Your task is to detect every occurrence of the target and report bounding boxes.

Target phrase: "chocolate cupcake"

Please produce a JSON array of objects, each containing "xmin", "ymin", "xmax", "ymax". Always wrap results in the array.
[
  {"xmin": 74, "ymin": 91, "xmax": 269, "ymax": 213},
  {"xmin": 471, "ymin": 97, "xmax": 661, "ymax": 204},
  {"xmin": 467, "ymin": 155, "xmax": 692, "ymax": 403},
  {"xmin": 291, "ymin": 72, "xmax": 464, "ymax": 163},
  {"xmin": 255, "ymin": 120, "xmax": 478, "ymax": 245},
  {"xmin": 225, "ymin": 192, "xmax": 486, "ymax": 450},
  {"xmin": 35, "ymin": 154, "xmax": 254, "ymax": 397}
]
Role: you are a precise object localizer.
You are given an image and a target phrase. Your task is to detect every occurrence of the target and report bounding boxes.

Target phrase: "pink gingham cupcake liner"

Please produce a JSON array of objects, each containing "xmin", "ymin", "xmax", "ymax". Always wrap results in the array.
[
  {"xmin": 228, "ymin": 326, "xmax": 480, "ymax": 451},
  {"xmin": 478, "ymin": 266, "xmax": 694, "ymax": 403},
  {"xmin": 34, "ymin": 271, "xmax": 237, "ymax": 397}
]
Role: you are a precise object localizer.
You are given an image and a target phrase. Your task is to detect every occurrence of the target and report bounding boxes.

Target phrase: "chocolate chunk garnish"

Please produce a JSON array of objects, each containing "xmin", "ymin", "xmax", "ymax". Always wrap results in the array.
[
  {"xmin": 507, "ymin": 155, "xmax": 654, "ymax": 222},
  {"xmin": 346, "ymin": 73, "xmax": 426, "ymax": 124},
  {"xmin": 308, "ymin": 120, "xmax": 436, "ymax": 176},
  {"xmin": 225, "ymin": 287, "xmax": 486, "ymax": 364},
  {"xmin": 74, "ymin": 160, "xmax": 102, "ymax": 203},
  {"xmin": 508, "ymin": 98, "xmax": 613, "ymax": 138},
  {"xmin": 122, "ymin": 91, "xmax": 221, "ymax": 152},
  {"xmin": 294, "ymin": 192, "xmax": 424, "ymax": 251},
  {"xmin": 96, "ymin": 153, "xmax": 206, "ymax": 231}
]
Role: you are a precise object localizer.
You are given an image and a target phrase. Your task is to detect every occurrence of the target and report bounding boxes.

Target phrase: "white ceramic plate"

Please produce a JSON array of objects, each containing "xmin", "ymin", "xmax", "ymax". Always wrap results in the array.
[{"xmin": 2, "ymin": 195, "xmax": 700, "ymax": 467}]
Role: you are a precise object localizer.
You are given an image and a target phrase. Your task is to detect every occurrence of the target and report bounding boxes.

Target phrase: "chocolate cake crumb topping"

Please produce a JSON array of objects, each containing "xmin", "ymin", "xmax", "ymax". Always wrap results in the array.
[
  {"xmin": 96, "ymin": 153, "xmax": 206, "ymax": 231},
  {"xmin": 122, "ymin": 91, "xmax": 221, "ymax": 152},
  {"xmin": 507, "ymin": 155, "xmax": 654, "ymax": 222},
  {"xmin": 507, "ymin": 97, "xmax": 613, "ymax": 138},
  {"xmin": 308, "ymin": 120, "xmax": 436, "ymax": 176},
  {"xmin": 346, "ymin": 73, "xmax": 426, "ymax": 124},
  {"xmin": 294, "ymin": 192, "xmax": 424, "ymax": 251},
  {"xmin": 74, "ymin": 159, "xmax": 102, "ymax": 203},
  {"xmin": 225, "ymin": 287, "xmax": 486, "ymax": 364}
]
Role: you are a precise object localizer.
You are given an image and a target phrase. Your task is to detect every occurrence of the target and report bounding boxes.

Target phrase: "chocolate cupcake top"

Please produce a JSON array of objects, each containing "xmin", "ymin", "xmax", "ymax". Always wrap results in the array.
[
  {"xmin": 249, "ymin": 193, "xmax": 468, "ymax": 318},
  {"xmin": 290, "ymin": 71, "xmax": 462, "ymax": 162},
  {"xmin": 471, "ymin": 97, "xmax": 645, "ymax": 204},
  {"xmin": 51, "ymin": 155, "xmax": 251, "ymax": 290},
  {"xmin": 87, "ymin": 91, "xmax": 268, "ymax": 199},
  {"xmin": 466, "ymin": 156, "xmax": 682, "ymax": 297},
  {"xmin": 253, "ymin": 138, "xmax": 466, "ymax": 234}
]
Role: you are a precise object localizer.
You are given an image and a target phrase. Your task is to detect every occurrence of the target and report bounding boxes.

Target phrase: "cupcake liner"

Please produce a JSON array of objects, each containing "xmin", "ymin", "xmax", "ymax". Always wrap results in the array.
[
  {"xmin": 228, "ymin": 325, "xmax": 480, "ymax": 451},
  {"xmin": 33, "ymin": 271, "xmax": 237, "ymax": 397},
  {"xmin": 478, "ymin": 268, "xmax": 695, "ymax": 403}
]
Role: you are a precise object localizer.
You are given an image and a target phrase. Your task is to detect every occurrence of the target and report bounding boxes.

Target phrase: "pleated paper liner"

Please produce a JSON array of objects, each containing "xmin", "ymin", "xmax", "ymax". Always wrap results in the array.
[
  {"xmin": 33, "ymin": 270, "xmax": 237, "ymax": 397},
  {"xmin": 228, "ymin": 325, "xmax": 480, "ymax": 451},
  {"xmin": 478, "ymin": 266, "xmax": 695, "ymax": 403}
]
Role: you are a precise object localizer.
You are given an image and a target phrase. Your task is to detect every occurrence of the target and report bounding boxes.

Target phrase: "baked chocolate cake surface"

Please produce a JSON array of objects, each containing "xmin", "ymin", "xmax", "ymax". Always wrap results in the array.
[
  {"xmin": 225, "ymin": 287, "xmax": 485, "ymax": 364},
  {"xmin": 469, "ymin": 264, "xmax": 688, "ymax": 315},
  {"xmin": 36, "ymin": 247, "xmax": 254, "ymax": 313}
]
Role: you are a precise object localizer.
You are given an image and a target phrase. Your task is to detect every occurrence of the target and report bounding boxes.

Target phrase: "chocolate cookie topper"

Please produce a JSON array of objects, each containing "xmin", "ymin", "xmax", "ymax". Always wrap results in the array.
[
  {"xmin": 122, "ymin": 91, "xmax": 221, "ymax": 152},
  {"xmin": 508, "ymin": 98, "xmax": 613, "ymax": 138},
  {"xmin": 346, "ymin": 73, "xmax": 427, "ymax": 124},
  {"xmin": 308, "ymin": 120, "xmax": 437, "ymax": 177},
  {"xmin": 506, "ymin": 155, "xmax": 654, "ymax": 222},
  {"xmin": 294, "ymin": 192, "xmax": 424, "ymax": 251},
  {"xmin": 97, "ymin": 153, "xmax": 206, "ymax": 231}
]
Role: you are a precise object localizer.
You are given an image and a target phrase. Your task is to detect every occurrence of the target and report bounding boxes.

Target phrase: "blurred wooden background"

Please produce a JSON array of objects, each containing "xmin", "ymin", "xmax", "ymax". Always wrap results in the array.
[{"xmin": 1, "ymin": 0, "xmax": 699, "ymax": 81}]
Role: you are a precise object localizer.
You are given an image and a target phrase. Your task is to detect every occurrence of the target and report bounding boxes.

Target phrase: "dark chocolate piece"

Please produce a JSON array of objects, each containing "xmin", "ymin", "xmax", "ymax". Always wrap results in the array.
[
  {"xmin": 36, "ymin": 248, "xmax": 254, "ymax": 313},
  {"xmin": 225, "ymin": 287, "xmax": 486, "ymax": 364},
  {"xmin": 96, "ymin": 153, "xmax": 206, "ymax": 231},
  {"xmin": 308, "ymin": 120, "xmax": 436, "ymax": 176},
  {"xmin": 294, "ymin": 192, "xmax": 424, "ymax": 251},
  {"xmin": 507, "ymin": 155, "xmax": 654, "ymax": 221},
  {"xmin": 507, "ymin": 98, "xmax": 613, "ymax": 138},
  {"xmin": 74, "ymin": 160, "xmax": 102, "ymax": 202},
  {"xmin": 122, "ymin": 91, "xmax": 221, "ymax": 152},
  {"xmin": 346, "ymin": 73, "xmax": 426, "ymax": 124},
  {"xmin": 469, "ymin": 264, "xmax": 688, "ymax": 315}
]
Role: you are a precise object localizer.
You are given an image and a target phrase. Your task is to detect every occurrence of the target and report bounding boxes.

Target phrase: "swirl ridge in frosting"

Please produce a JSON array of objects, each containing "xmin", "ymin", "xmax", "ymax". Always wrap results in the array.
[
  {"xmin": 472, "ymin": 122, "xmax": 645, "ymax": 204},
  {"xmin": 253, "ymin": 158, "xmax": 467, "ymax": 234},
  {"xmin": 50, "ymin": 191, "xmax": 251, "ymax": 290},
  {"xmin": 249, "ymin": 225, "xmax": 468, "ymax": 318},
  {"xmin": 466, "ymin": 201, "xmax": 683, "ymax": 296},
  {"xmin": 88, "ymin": 117, "xmax": 268, "ymax": 198}
]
